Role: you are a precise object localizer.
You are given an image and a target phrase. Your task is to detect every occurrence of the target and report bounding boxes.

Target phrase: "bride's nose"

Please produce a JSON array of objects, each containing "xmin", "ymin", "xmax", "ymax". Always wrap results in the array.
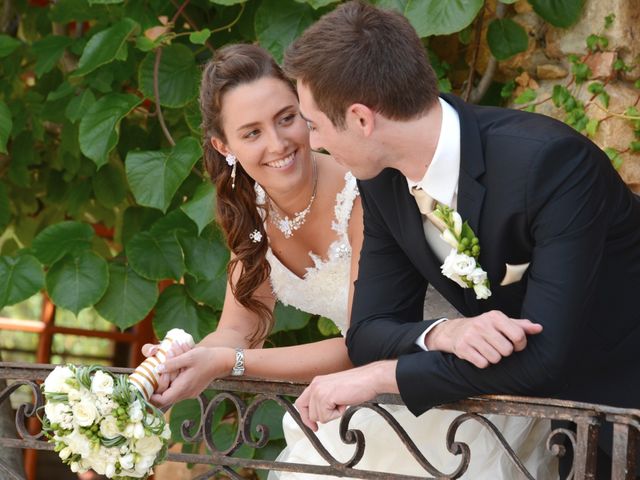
[{"xmin": 266, "ymin": 129, "xmax": 287, "ymax": 154}]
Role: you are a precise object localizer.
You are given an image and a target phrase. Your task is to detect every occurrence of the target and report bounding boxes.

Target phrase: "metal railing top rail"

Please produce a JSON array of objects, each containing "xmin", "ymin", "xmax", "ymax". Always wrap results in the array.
[{"xmin": 1, "ymin": 361, "xmax": 639, "ymax": 480}]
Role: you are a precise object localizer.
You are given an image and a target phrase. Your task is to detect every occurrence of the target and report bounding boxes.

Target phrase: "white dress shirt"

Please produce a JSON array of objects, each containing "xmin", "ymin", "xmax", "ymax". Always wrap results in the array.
[{"xmin": 406, "ymin": 98, "xmax": 462, "ymax": 350}]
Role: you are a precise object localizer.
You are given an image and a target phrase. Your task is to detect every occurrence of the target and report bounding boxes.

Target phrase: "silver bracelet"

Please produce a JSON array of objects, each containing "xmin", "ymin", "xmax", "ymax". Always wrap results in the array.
[{"xmin": 231, "ymin": 348, "xmax": 245, "ymax": 376}]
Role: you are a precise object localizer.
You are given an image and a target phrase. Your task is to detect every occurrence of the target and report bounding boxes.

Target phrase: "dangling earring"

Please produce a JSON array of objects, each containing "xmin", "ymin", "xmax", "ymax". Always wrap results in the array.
[{"xmin": 226, "ymin": 153, "xmax": 237, "ymax": 189}]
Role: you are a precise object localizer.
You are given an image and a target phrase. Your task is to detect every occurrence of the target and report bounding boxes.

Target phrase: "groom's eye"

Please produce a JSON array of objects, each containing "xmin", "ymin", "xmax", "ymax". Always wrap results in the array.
[{"xmin": 306, "ymin": 120, "xmax": 316, "ymax": 132}]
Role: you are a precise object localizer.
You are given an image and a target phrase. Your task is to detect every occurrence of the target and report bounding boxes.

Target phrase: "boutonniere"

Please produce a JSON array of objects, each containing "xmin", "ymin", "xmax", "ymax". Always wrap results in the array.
[{"xmin": 427, "ymin": 204, "xmax": 491, "ymax": 300}]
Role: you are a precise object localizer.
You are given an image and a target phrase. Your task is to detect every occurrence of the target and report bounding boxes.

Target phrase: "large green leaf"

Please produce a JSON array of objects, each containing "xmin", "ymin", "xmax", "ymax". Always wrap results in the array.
[
  {"xmin": 71, "ymin": 18, "xmax": 139, "ymax": 77},
  {"xmin": 0, "ymin": 255, "xmax": 45, "ymax": 310},
  {"xmin": 31, "ymin": 36, "xmax": 73, "ymax": 78},
  {"xmin": 32, "ymin": 221, "xmax": 94, "ymax": 265},
  {"xmin": 250, "ymin": 401, "xmax": 285, "ymax": 440},
  {"xmin": 209, "ymin": 0, "xmax": 246, "ymax": 5},
  {"xmin": 294, "ymin": 0, "xmax": 340, "ymax": 8},
  {"xmin": 121, "ymin": 206, "xmax": 163, "ymax": 247},
  {"xmin": 94, "ymin": 263, "xmax": 158, "ymax": 330},
  {"xmin": 184, "ymin": 273, "xmax": 226, "ymax": 310},
  {"xmin": 371, "ymin": 0, "xmax": 407, "ymax": 11},
  {"xmin": 65, "ymin": 89, "xmax": 96, "ymax": 124},
  {"xmin": 126, "ymin": 137, "xmax": 202, "ymax": 212},
  {"xmin": 93, "ymin": 163, "xmax": 127, "ymax": 208},
  {"xmin": 153, "ymin": 284, "xmax": 218, "ymax": 342},
  {"xmin": 149, "ymin": 208, "xmax": 198, "ymax": 238},
  {"xmin": 255, "ymin": 0, "xmax": 316, "ymax": 62},
  {"xmin": 405, "ymin": 0, "xmax": 483, "ymax": 37},
  {"xmin": 271, "ymin": 302, "xmax": 311, "ymax": 334},
  {"xmin": 487, "ymin": 18, "xmax": 529, "ymax": 61},
  {"xmin": 0, "ymin": 35, "xmax": 21, "ymax": 57},
  {"xmin": 79, "ymin": 93, "xmax": 141, "ymax": 168},
  {"xmin": 0, "ymin": 101, "xmax": 11, "ymax": 154},
  {"xmin": 127, "ymin": 231, "xmax": 185, "ymax": 281},
  {"xmin": 181, "ymin": 182, "xmax": 215, "ymax": 234},
  {"xmin": 179, "ymin": 235, "xmax": 229, "ymax": 281},
  {"xmin": 529, "ymin": 0, "xmax": 585, "ymax": 28},
  {"xmin": 138, "ymin": 44, "xmax": 200, "ymax": 108},
  {"xmin": 0, "ymin": 183, "xmax": 9, "ymax": 234},
  {"xmin": 46, "ymin": 251, "xmax": 109, "ymax": 315}
]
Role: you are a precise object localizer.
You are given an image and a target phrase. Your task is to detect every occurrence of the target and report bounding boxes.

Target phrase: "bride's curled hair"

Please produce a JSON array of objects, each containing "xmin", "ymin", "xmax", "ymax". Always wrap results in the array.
[{"xmin": 200, "ymin": 44, "xmax": 294, "ymax": 345}]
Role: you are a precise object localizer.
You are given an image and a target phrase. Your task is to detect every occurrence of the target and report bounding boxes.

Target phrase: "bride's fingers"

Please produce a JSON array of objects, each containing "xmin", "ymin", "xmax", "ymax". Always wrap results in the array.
[{"xmin": 142, "ymin": 343, "xmax": 159, "ymax": 357}]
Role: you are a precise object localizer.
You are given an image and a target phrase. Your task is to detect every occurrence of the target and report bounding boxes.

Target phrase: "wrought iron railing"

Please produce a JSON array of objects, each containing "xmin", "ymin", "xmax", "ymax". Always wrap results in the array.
[{"xmin": 1, "ymin": 362, "xmax": 638, "ymax": 479}]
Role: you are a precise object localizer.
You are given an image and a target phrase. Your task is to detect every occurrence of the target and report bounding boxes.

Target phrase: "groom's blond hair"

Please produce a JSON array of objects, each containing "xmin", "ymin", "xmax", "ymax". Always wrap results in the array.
[{"xmin": 284, "ymin": 0, "xmax": 439, "ymax": 129}]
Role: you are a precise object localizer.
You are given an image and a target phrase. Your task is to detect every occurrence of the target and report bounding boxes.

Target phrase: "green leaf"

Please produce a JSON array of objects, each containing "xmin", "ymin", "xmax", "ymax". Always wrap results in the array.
[
  {"xmin": 604, "ymin": 14, "xmax": 615, "ymax": 29},
  {"xmin": 32, "ymin": 221, "xmax": 94, "ymax": 266},
  {"xmin": 604, "ymin": 147, "xmax": 623, "ymax": 170},
  {"xmin": 126, "ymin": 137, "xmax": 202, "ymax": 212},
  {"xmin": 181, "ymin": 182, "xmax": 215, "ymax": 234},
  {"xmin": 89, "ymin": 0, "xmax": 124, "ymax": 3},
  {"xmin": 150, "ymin": 209, "xmax": 198, "ymax": 238},
  {"xmin": 0, "ymin": 183, "xmax": 9, "ymax": 234},
  {"xmin": 32, "ymin": 36, "xmax": 73, "ymax": 78},
  {"xmin": 487, "ymin": 19, "xmax": 528, "ymax": 61},
  {"xmin": 514, "ymin": 88, "xmax": 537, "ymax": 104},
  {"xmin": 529, "ymin": 0, "xmax": 585, "ymax": 28},
  {"xmin": 179, "ymin": 235, "xmax": 228, "ymax": 281},
  {"xmin": 598, "ymin": 91, "xmax": 610, "ymax": 109},
  {"xmin": 255, "ymin": 0, "xmax": 316, "ymax": 62},
  {"xmin": 127, "ymin": 231, "xmax": 185, "ymax": 281},
  {"xmin": 153, "ymin": 284, "xmax": 218, "ymax": 342},
  {"xmin": 571, "ymin": 61, "xmax": 591, "ymax": 84},
  {"xmin": 121, "ymin": 206, "xmax": 163, "ymax": 247},
  {"xmin": 72, "ymin": 18, "xmax": 139, "ymax": 77},
  {"xmin": 79, "ymin": 93, "xmax": 142, "ymax": 168},
  {"xmin": 65, "ymin": 89, "xmax": 97, "ymax": 124},
  {"xmin": 294, "ymin": 0, "xmax": 340, "ymax": 8},
  {"xmin": 587, "ymin": 82, "xmax": 604, "ymax": 94},
  {"xmin": 94, "ymin": 263, "xmax": 158, "ymax": 330},
  {"xmin": 170, "ymin": 396, "xmax": 225, "ymax": 443},
  {"xmin": 189, "ymin": 29, "xmax": 211, "ymax": 45},
  {"xmin": 630, "ymin": 141, "xmax": 640, "ymax": 153},
  {"xmin": 138, "ymin": 44, "xmax": 201, "ymax": 108},
  {"xmin": 272, "ymin": 302, "xmax": 311, "ymax": 334},
  {"xmin": 317, "ymin": 317, "xmax": 340, "ymax": 336},
  {"xmin": 93, "ymin": 163, "xmax": 127, "ymax": 208},
  {"xmin": 0, "ymin": 255, "xmax": 44, "ymax": 310},
  {"xmin": 250, "ymin": 401, "xmax": 284, "ymax": 440},
  {"xmin": 0, "ymin": 35, "xmax": 21, "ymax": 57},
  {"xmin": 585, "ymin": 118, "xmax": 599, "ymax": 137},
  {"xmin": 405, "ymin": 0, "xmax": 483, "ymax": 38},
  {"xmin": 209, "ymin": 0, "xmax": 247, "ymax": 5},
  {"xmin": 46, "ymin": 251, "xmax": 109, "ymax": 315},
  {"xmin": 0, "ymin": 101, "xmax": 11, "ymax": 154},
  {"xmin": 370, "ymin": 0, "xmax": 408, "ymax": 12},
  {"xmin": 185, "ymin": 273, "xmax": 226, "ymax": 309}
]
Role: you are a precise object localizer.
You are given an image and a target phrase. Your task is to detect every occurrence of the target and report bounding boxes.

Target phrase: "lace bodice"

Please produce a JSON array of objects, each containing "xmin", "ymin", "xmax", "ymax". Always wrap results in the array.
[{"xmin": 255, "ymin": 173, "xmax": 358, "ymax": 335}]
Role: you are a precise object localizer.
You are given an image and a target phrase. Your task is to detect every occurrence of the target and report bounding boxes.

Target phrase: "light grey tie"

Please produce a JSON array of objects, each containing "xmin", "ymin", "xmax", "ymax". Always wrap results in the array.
[{"xmin": 411, "ymin": 186, "xmax": 451, "ymax": 263}]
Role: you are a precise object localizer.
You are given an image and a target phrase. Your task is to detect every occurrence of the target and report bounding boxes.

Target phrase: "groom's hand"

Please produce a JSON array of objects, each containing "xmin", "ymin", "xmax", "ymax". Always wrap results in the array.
[
  {"xmin": 424, "ymin": 311, "xmax": 542, "ymax": 369},
  {"xmin": 295, "ymin": 360, "xmax": 399, "ymax": 431}
]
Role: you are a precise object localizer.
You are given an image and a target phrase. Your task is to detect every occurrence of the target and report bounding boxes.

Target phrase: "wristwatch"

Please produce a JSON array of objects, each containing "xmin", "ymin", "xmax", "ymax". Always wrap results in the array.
[{"xmin": 231, "ymin": 348, "xmax": 245, "ymax": 376}]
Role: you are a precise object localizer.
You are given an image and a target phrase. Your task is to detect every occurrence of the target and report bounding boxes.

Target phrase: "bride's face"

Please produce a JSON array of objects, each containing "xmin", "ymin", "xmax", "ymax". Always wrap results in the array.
[{"xmin": 214, "ymin": 76, "xmax": 312, "ymax": 194}]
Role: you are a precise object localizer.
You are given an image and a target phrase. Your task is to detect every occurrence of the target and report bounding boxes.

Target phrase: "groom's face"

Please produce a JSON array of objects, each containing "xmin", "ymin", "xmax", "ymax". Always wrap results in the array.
[{"xmin": 297, "ymin": 82, "xmax": 380, "ymax": 179}]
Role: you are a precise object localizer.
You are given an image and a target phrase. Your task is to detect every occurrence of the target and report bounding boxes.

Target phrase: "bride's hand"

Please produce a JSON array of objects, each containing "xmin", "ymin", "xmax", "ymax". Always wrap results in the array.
[
  {"xmin": 141, "ymin": 341, "xmax": 193, "ymax": 393},
  {"xmin": 149, "ymin": 346, "xmax": 236, "ymax": 407}
]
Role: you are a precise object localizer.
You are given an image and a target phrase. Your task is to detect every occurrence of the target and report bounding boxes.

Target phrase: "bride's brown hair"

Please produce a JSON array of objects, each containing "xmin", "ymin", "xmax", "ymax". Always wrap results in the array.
[{"xmin": 200, "ymin": 44, "xmax": 294, "ymax": 345}]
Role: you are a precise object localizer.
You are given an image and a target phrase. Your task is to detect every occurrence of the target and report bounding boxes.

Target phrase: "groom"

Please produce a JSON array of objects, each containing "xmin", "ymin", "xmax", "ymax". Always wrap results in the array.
[{"xmin": 284, "ymin": 0, "xmax": 640, "ymax": 444}]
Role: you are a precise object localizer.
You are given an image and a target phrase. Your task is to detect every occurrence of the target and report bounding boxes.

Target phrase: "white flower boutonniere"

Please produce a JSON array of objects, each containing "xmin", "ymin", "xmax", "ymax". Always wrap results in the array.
[{"xmin": 429, "ymin": 204, "xmax": 491, "ymax": 300}]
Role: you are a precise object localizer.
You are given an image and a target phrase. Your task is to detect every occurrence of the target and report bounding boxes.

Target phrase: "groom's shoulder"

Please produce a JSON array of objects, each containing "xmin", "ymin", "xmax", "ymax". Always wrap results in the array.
[{"xmin": 356, "ymin": 168, "xmax": 404, "ymax": 196}]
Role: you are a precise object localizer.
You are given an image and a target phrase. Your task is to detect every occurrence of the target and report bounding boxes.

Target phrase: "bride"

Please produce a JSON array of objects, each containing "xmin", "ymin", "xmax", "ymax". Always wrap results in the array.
[{"xmin": 147, "ymin": 44, "xmax": 556, "ymax": 479}]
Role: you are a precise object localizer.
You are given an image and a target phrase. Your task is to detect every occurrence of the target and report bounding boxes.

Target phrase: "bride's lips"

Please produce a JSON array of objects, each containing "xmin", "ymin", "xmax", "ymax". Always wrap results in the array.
[{"xmin": 265, "ymin": 151, "xmax": 296, "ymax": 169}]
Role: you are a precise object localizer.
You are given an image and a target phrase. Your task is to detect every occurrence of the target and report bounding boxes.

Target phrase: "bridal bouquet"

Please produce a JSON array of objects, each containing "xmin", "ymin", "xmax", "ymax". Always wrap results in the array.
[{"xmin": 40, "ymin": 329, "xmax": 194, "ymax": 479}]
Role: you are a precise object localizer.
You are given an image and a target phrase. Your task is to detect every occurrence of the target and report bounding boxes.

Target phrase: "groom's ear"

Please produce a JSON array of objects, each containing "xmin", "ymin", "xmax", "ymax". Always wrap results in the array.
[{"xmin": 346, "ymin": 104, "xmax": 375, "ymax": 137}]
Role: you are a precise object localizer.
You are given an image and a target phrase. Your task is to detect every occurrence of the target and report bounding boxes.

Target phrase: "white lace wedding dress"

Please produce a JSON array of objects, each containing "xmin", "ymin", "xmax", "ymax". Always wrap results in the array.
[{"xmin": 260, "ymin": 173, "xmax": 557, "ymax": 479}]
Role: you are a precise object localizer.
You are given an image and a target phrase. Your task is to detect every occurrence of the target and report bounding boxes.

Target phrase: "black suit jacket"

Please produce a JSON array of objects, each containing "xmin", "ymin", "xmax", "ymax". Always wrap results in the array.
[{"xmin": 346, "ymin": 94, "xmax": 640, "ymax": 415}]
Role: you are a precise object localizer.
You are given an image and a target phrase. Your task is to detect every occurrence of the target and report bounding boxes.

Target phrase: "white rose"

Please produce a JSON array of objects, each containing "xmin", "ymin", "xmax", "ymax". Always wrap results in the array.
[
  {"xmin": 72, "ymin": 399, "xmax": 99, "ymax": 427},
  {"xmin": 45, "ymin": 401, "xmax": 70, "ymax": 424},
  {"xmin": 70, "ymin": 462, "xmax": 80, "ymax": 473},
  {"xmin": 119, "ymin": 453, "xmax": 135, "ymax": 470},
  {"xmin": 64, "ymin": 429, "xmax": 92, "ymax": 458},
  {"xmin": 133, "ymin": 422, "xmax": 145, "ymax": 439},
  {"xmin": 441, "ymin": 229, "xmax": 459, "ymax": 249},
  {"xmin": 128, "ymin": 400, "xmax": 144, "ymax": 423},
  {"xmin": 134, "ymin": 455, "xmax": 156, "ymax": 476},
  {"xmin": 468, "ymin": 267, "xmax": 487, "ymax": 285},
  {"xmin": 87, "ymin": 453, "xmax": 108, "ymax": 475},
  {"xmin": 91, "ymin": 370, "xmax": 114, "ymax": 396},
  {"xmin": 44, "ymin": 366, "xmax": 74, "ymax": 394},
  {"xmin": 452, "ymin": 212, "xmax": 463, "ymax": 236},
  {"xmin": 105, "ymin": 462, "xmax": 116, "ymax": 478},
  {"xmin": 99, "ymin": 416, "xmax": 120, "ymax": 438},
  {"xmin": 161, "ymin": 424, "xmax": 171, "ymax": 440},
  {"xmin": 59, "ymin": 447, "xmax": 72, "ymax": 461},
  {"xmin": 451, "ymin": 253, "xmax": 476, "ymax": 276},
  {"xmin": 97, "ymin": 397, "xmax": 116, "ymax": 416},
  {"xmin": 441, "ymin": 251, "xmax": 468, "ymax": 288},
  {"xmin": 135, "ymin": 435, "xmax": 163, "ymax": 457},
  {"xmin": 473, "ymin": 283, "xmax": 492, "ymax": 300},
  {"xmin": 67, "ymin": 389, "xmax": 81, "ymax": 403}
]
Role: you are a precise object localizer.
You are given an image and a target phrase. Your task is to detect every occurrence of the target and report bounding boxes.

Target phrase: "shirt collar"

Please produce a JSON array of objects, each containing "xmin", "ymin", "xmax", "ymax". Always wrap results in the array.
[{"xmin": 406, "ymin": 97, "xmax": 460, "ymax": 207}]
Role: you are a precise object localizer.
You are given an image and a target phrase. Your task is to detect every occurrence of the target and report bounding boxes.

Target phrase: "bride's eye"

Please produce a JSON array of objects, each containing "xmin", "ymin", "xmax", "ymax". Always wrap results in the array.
[
  {"xmin": 280, "ymin": 113, "xmax": 296, "ymax": 125},
  {"xmin": 243, "ymin": 129, "xmax": 260, "ymax": 139}
]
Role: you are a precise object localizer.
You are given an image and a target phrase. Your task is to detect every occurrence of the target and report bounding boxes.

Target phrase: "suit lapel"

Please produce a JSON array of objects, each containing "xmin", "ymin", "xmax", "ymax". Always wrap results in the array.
[{"xmin": 443, "ymin": 94, "xmax": 487, "ymax": 316}]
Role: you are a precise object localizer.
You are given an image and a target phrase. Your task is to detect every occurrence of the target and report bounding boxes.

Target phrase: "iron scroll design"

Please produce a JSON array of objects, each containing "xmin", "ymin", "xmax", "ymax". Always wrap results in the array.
[{"xmin": 1, "ymin": 362, "xmax": 639, "ymax": 479}]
